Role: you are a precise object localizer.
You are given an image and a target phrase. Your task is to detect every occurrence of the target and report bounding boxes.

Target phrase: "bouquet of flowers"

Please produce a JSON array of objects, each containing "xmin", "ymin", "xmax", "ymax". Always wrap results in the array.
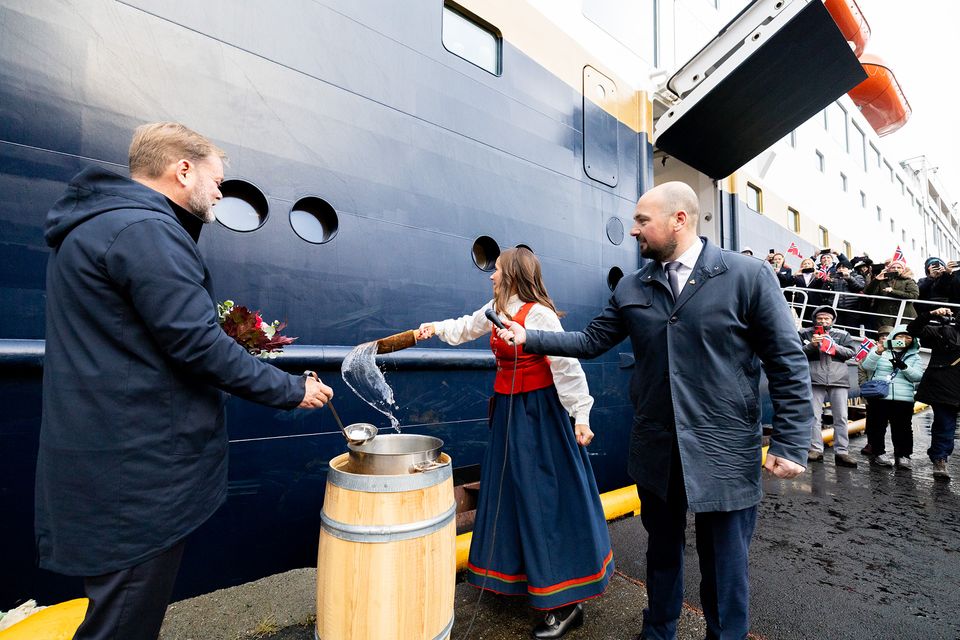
[{"xmin": 217, "ymin": 300, "xmax": 297, "ymax": 358}]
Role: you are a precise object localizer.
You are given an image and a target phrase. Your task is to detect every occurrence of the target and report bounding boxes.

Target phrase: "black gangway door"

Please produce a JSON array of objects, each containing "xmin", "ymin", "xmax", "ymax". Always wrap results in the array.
[{"xmin": 653, "ymin": 0, "xmax": 867, "ymax": 180}]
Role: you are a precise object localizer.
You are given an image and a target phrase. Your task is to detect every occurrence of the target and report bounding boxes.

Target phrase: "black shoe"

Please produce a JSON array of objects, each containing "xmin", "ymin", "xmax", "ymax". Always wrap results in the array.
[{"xmin": 532, "ymin": 603, "xmax": 584, "ymax": 639}]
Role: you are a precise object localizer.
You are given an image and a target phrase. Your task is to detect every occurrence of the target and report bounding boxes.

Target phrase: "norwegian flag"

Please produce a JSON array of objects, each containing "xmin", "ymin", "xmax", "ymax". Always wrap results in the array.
[
  {"xmin": 854, "ymin": 337, "xmax": 876, "ymax": 363},
  {"xmin": 819, "ymin": 333, "xmax": 838, "ymax": 355},
  {"xmin": 891, "ymin": 245, "xmax": 905, "ymax": 263},
  {"xmin": 816, "ymin": 262, "xmax": 831, "ymax": 280},
  {"xmin": 787, "ymin": 242, "xmax": 802, "ymax": 259}
]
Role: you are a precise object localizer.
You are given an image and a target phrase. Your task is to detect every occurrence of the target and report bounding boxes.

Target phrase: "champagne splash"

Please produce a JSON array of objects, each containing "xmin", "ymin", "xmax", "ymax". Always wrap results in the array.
[{"xmin": 341, "ymin": 341, "xmax": 402, "ymax": 432}]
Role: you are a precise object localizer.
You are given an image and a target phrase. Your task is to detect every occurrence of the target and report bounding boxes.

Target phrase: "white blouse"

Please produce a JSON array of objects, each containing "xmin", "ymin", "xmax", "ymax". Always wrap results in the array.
[{"xmin": 431, "ymin": 296, "xmax": 594, "ymax": 426}]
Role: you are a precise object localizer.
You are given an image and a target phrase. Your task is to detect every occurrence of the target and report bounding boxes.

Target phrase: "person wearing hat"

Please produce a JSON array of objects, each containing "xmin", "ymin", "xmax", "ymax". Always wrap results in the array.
[
  {"xmin": 864, "ymin": 260, "xmax": 919, "ymax": 327},
  {"xmin": 861, "ymin": 325, "xmax": 925, "ymax": 468},
  {"xmin": 740, "ymin": 246, "xmax": 754, "ymax": 256},
  {"xmin": 799, "ymin": 306, "xmax": 861, "ymax": 466},
  {"xmin": 858, "ymin": 325, "xmax": 894, "ymax": 456},
  {"xmin": 918, "ymin": 257, "xmax": 960, "ymax": 305}
]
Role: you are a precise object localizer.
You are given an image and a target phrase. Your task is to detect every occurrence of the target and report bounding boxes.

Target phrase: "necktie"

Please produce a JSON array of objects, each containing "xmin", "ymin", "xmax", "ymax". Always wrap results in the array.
[{"xmin": 665, "ymin": 261, "xmax": 682, "ymax": 301}]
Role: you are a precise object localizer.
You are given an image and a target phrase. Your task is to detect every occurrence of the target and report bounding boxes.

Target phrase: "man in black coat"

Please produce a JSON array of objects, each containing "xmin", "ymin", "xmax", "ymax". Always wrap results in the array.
[
  {"xmin": 907, "ymin": 307, "xmax": 960, "ymax": 480},
  {"xmin": 498, "ymin": 182, "xmax": 811, "ymax": 640},
  {"xmin": 37, "ymin": 123, "xmax": 334, "ymax": 640}
]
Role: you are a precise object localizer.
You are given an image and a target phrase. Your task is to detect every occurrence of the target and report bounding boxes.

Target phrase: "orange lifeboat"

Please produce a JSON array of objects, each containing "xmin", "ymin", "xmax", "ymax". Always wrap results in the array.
[
  {"xmin": 848, "ymin": 54, "xmax": 912, "ymax": 136},
  {"xmin": 823, "ymin": 0, "xmax": 871, "ymax": 58}
]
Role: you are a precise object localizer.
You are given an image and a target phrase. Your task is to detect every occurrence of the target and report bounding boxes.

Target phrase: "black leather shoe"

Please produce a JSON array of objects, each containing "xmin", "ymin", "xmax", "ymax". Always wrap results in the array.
[{"xmin": 532, "ymin": 603, "xmax": 584, "ymax": 639}]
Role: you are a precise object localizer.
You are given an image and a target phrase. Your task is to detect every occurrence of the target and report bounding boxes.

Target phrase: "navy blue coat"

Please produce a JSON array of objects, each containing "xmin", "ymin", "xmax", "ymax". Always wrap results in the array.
[
  {"xmin": 36, "ymin": 167, "xmax": 305, "ymax": 576},
  {"xmin": 525, "ymin": 239, "xmax": 812, "ymax": 512}
]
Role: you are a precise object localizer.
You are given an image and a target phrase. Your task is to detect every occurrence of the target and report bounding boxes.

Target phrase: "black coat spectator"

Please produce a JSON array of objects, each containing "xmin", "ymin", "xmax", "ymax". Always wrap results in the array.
[{"xmin": 918, "ymin": 257, "xmax": 960, "ymax": 306}]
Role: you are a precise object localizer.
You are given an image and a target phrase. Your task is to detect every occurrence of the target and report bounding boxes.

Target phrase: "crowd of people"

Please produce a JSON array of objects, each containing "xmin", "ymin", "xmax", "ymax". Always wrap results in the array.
[{"xmin": 746, "ymin": 245, "xmax": 960, "ymax": 482}]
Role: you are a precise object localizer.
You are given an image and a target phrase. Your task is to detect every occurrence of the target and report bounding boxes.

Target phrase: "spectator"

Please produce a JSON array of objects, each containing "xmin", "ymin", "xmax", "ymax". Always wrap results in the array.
[
  {"xmin": 769, "ymin": 252, "xmax": 793, "ymax": 287},
  {"xmin": 918, "ymin": 257, "xmax": 960, "ymax": 306},
  {"xmin": 858, "ymin": 325, "xmax": 893, "ymax": 456},
  {"xmin": 864, "ymin": 260, "xmax": 919, "ymax": 327},
  {"xmin": 818, "ymin": 252, "xmax": 837, "ymax": 275},
  {"xmin": 860, "ymin": 325, "xmax": 925, "ymax": 468},
  {"xmin": 740, "ymin": 246, "xmax": 754, "ymax": 256},
  {"xmin": 825, "ymin": 263, "xmax": 865, "ymax": 332},
  {"xmin": 791, "ymin": 257, "xmax": 830, "ymax": 321},
  {"xmin": 851, "ymin": 256, "xmax": 874, "ymax": 289},
  {"xmin": 800, "ymin": 306, "xmax": 861, "ymax": 467},
  {"xmin": 907, "ymin": 307, "xmax": 960, "ymax": 480}
]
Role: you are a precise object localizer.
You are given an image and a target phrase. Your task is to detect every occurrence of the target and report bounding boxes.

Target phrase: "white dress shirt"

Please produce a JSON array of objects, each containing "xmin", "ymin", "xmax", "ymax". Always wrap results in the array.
[
  {"xmin": 431, "ymin": 296, "xmax": 594, "ymax": 426},
  {"xmin": 660, "ymin": 238, "xmax": 704, "ymax": 296}
]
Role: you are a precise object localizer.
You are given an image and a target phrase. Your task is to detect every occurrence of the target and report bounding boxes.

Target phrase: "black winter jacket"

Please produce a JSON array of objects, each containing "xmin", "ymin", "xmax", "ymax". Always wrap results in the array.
[{"xmin": 36, "ymin": 167, "xmax": 305, "ymax": 575}]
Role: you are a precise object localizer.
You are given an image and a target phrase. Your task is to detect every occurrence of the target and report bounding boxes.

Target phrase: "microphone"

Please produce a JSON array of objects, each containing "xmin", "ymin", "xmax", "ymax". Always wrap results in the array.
[
  {"xmin": 485, "ymin": 308, "xmax": 514, "ymax": 345},
  {"xmin": 484, "ymin": 308, "xmax": 506, "ymax": 330}
]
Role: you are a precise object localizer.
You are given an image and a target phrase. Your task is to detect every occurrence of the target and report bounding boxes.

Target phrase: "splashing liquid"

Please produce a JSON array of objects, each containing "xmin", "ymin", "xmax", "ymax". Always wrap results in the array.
[{"xmin": 341, "ymin": 341, "xmax": 402, "ymax": 432}]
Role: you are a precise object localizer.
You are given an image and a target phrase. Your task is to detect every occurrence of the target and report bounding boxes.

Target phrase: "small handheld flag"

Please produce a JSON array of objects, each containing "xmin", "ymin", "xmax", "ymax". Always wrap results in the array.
[
  {"xmin": 854, "ymin": 337, "xmax": 876, "ymax": 363},
  {"xmin": 820, "ymin": 334, "xmax": 838, "ymax": 355},
  {"xmin": 891, "ymin": 246, "xmax": 905, "ymax": 263}
]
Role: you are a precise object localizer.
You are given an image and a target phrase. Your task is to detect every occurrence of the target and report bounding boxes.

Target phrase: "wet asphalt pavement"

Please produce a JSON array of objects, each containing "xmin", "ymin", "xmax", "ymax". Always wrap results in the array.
[{"xmin": 193, "ymin": 409, "xmax": 960, "ymax": 640}]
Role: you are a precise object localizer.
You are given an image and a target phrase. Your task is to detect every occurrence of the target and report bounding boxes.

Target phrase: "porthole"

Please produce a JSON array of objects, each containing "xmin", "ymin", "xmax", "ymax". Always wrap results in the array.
[
  {"xmin": 472, "ymin": 236, "xmax": 500, "ymax": 272},
  {"xmin": 215, "ymin": 180, "xmax": 268, "ymax": 232},
  {"xmin": 289, "ymin": 197, "xmax": 339, "ymax": 244},
  {"xmin": 607, "ymin": 267, "xmax": 624, "ymax": 291},
  {"xmin": 605, "ymin": 217, "xmax": 624, "ymax": 245}
]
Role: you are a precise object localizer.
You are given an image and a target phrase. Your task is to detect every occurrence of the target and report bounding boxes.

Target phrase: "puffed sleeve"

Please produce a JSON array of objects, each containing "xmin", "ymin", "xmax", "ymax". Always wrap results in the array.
[
  {"xmin": 431, "ymin": 300, "xmax": 495, "ymax": 346},
  {"xmin": 525, "ymin": 304, "xmax": 594, "ymax": 426}
]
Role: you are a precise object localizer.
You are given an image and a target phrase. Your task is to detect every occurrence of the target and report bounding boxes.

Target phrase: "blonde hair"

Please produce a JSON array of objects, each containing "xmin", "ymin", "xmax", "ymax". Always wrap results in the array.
[
  {"xmin": 128, "ymin": 122, "xmax": 227, "ymax": 179},
  {"xmin": 493, "ymin": 247, "xmax": 564, "ymax": 319}
]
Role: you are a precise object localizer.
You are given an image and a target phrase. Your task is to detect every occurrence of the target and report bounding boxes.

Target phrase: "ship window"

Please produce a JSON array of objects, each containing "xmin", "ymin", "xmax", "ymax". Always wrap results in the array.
[
  {"xmin": 815, "ymin": 150, "xmax": 825, "ymax": 173},
  {"xmin": 819, "ymin": 226, "xmax": 829, "ymax": 247},
  {"xmin": 843, "ymin": 241, "xmax": 852, "ymax": 258},
  {"xmin": 472, "ymin": 235, "xmax": 500, "ymax": 271},
  {"xmin": 851, "ymin": 124, "xmax": 866, "ymax": 171},
  {"xmin": 860, "ymin": 191, "xmax": 867, "ymax": 208},
  {"xmin": 442, "ymin": 3, "xmax": 501, "ymax": 76},
  {"xmin": 215, "ymin": 180, "xmax": 269, "ymax": 232},
  {"xmin": 746, "ymin": 183, "xmax": 762, "ymax": 213},
  {"xmin": 788, "ymin": 207, "xmax": 800, "ymax": 233},
  {"xmin": 607, "ymin": 266, "xmax": 624, "ymax": 291},
  {"xmin": 870, "ymin": 143, "xmax": 881, "ymax": 169},
  {"xmin": 890, "ymin": 219, "xmax": 895, "ymax": 233},
  {"xmin": 902, "ymin": 229, "xmax": 907, "ymax": 242},
  {"xmin": 289, "ymin": 197, "xmax": 338, "ymax": 244},
  {"xmin": 840, "ymin": 172, "xmax": 847, "ymax": 192},
  {"xmin": 884, "ymin": 160, "xmax": 894, "ymax": 183},
  {"xmin": 606, "ymin": 217, "xmax": 625, "ymax": 245},
  {"xmin": 877, "ymin": 206, "xmax": 882, "ymax": 222}
]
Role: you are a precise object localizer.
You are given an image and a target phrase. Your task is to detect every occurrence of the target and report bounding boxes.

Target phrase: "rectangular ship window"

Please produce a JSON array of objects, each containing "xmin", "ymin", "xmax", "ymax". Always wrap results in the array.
[
  {"xmin": 442, "ymin": 3, "xmax": 501, "ymax": 75},
  {"xmin": 788, "ymin": 207, "xmax": 800, "ymax": 233},
  {"xmin": 819, "ymin": 226, "xmax": 829, "ymax": 247},
  {"xmin": 746, "ymin": 183, "xmax": 763, "ymax": 213}
]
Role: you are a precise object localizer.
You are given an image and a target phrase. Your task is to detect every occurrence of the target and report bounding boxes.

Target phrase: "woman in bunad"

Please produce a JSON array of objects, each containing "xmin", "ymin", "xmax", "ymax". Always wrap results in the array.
[{"xmin": 417, "ymin": 247, "xmax": 613, "ymax": 639}]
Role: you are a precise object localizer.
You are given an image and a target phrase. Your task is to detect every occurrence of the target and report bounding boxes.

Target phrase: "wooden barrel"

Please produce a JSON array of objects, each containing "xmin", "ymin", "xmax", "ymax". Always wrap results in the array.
[{"xmin": 316, "ymin": 452, "xmax": 455, "ymax": 640}]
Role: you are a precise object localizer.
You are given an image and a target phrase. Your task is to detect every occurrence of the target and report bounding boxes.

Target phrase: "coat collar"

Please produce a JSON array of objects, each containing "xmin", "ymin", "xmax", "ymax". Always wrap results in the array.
[{"xmin": 638, "ymin": 237, "xmax": 728, "ymax": 310}]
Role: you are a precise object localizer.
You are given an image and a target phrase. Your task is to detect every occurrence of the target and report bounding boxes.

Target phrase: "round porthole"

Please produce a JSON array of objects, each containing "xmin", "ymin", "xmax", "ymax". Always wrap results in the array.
[
  {"xmin": 215, "ymin": 180, "xmax": 268, "ymax": 232},
  {"xmin": 289, "ymin": 197, "xmax": 339, "ymax": 244},
  {"xmin": 606, "ymin": 217, "xmax": 625, "ymax": 245},
  {"xmin": 472, "ymin": 236, "xmax": 500, "ymax": 272},
  {"xmin": 607, "ymin": 266, "xmax": 624, "ymax": 291}
]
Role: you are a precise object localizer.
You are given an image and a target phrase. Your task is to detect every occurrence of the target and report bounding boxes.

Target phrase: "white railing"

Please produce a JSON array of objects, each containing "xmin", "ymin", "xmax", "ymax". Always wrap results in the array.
[{"xmin": 783, "ymin": 286, "xmax": 960, "ymax": 341}]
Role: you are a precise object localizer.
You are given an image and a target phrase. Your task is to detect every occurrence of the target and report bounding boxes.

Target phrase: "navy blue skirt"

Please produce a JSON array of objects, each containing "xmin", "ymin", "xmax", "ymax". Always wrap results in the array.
[{"xmin": 466, "ymin": 386, "xmax": 614, "ymax": 610}]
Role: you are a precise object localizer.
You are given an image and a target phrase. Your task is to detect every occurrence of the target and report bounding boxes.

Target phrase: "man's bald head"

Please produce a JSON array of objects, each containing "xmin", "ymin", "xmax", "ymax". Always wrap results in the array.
[
  {"xmin": 631, "ymin": 182, "xmax": 701, "ymax": 263},
  {"xmin": 643, "ymin": 181, "xmax": 700, "ymax": 226}
]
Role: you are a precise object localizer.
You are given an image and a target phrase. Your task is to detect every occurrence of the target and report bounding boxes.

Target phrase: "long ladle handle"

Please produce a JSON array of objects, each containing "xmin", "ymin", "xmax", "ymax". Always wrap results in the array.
[
  {"xmin": 327, "ymin": 399, "xmax": 348, "ymax": 438},
  {"xmin": 304, "ymin": 370, "xmax": 349, "ymax": 441}
]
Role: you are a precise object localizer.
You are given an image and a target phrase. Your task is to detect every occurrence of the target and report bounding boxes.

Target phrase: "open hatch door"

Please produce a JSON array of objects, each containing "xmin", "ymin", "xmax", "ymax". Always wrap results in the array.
[{"xmin": 653, "ymin": 0, "xmax": 867, "ymax": 180}]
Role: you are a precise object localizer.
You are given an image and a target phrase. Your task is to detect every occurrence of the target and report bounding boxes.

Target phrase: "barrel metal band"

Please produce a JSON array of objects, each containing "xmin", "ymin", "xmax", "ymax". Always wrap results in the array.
[
  {"xmin": 327, "ymin": 461, "xmax": 451, "ymax": 492},
  {"xmin": 315, "ymin": 615, "xmax": 453, "ymax": 640},
  {"xmin": 321, "ymin": 502, "xmax": 456, "ymax": 543}
]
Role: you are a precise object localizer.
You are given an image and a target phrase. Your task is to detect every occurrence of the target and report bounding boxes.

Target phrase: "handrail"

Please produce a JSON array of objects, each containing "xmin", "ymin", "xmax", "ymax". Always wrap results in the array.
[
  {"xmin": 783, "ymin": 286, "xmax": 960, "ymax": 339},
  {"xmin": 0, "ymin": 340, "xmax": 496, "ymax": 374}
]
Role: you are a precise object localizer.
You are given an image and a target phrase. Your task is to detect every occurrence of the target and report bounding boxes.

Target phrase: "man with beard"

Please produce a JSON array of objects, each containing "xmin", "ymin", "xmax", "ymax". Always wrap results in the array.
[
  {"xmin": 496, "ymin": 182, "xmax": 812, "ymax": 640},
  {"xmin": 37, "ymin": 122, "xmax": 334, "ymax": 640}
]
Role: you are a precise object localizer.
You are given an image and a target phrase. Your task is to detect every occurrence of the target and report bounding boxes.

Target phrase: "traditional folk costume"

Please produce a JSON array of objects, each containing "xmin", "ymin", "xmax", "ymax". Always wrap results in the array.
[{"xmin": 431, "ymin": 296, "xmax": 613, "ymax": 610}]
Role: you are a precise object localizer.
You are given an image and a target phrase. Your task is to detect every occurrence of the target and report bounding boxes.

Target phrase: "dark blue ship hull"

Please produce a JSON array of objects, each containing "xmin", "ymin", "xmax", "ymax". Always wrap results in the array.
[{"xmin": 0, "ymin": 0, "xmax": 646, "ymax": 606}]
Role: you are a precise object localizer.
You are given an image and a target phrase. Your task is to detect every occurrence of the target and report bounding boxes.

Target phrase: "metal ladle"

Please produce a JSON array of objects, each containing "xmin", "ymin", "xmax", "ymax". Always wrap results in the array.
[
  {"xmin": 304, "ymin": 370, "xmax": 378, "ymax": 445},
  {"xmin": 329, "ymin": 401, "xmax": 378, "ymax": 446}
]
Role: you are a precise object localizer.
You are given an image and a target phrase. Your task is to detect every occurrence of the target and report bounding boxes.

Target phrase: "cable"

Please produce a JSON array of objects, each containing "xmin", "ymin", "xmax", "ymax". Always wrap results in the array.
[{"xmin": 462, "ymin": 326, "xmax": 519, "ymax": 640}]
